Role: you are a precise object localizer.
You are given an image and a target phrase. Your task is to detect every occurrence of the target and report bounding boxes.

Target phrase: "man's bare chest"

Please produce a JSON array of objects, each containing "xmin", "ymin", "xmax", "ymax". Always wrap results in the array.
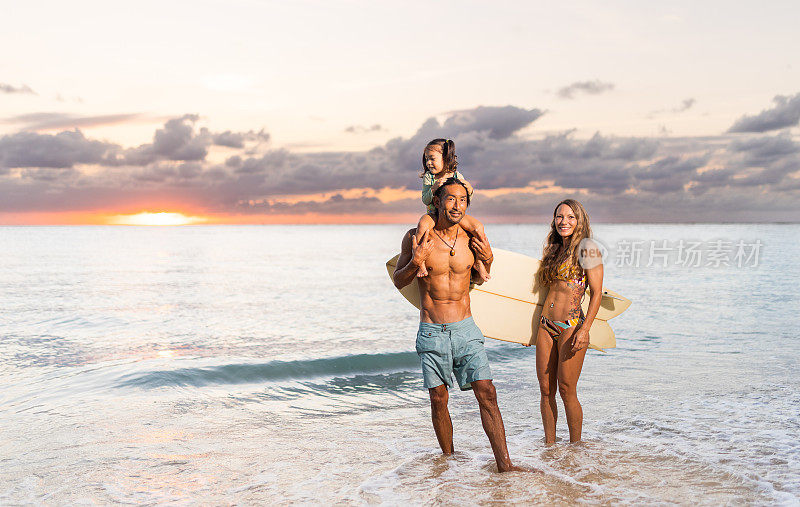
[{"xmin": 424, "ymin": 233, "xmax": 474, "ymax": 276}]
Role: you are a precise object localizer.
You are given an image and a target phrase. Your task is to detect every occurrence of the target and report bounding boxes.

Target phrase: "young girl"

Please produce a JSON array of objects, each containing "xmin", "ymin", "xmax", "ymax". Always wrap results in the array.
[
  {"xmin": 414, "ymin": 138, "xmax": 490, "ymax": 281},
  {"xmin": 535, "ymin": 199, "xmax": 604, "ymax": 444}
]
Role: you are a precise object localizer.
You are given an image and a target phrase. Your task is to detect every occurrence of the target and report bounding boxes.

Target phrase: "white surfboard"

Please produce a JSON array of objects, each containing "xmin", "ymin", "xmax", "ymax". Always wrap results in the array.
[{"xmin": 386, "ymin": 248, "xmax": 630, "ymax": 351}]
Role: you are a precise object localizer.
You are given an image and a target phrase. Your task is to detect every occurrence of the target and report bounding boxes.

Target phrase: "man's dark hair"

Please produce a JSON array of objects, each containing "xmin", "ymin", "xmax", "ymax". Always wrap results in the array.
[{"xmin": 433, "ymin": 177, "xmax": 471, "ymax": 207}]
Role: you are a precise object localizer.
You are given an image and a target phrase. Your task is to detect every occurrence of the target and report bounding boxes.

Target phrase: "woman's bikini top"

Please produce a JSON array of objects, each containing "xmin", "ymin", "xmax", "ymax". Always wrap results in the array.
[{"xmin": 555, "ymin": 261, "xmax": 586, "ymax": 287}]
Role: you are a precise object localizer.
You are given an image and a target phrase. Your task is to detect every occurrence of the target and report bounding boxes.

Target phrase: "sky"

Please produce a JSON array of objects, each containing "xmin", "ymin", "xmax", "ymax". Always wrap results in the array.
[{"xmin": 1, "ymin": 0, "xmax": 799, "ymax": 224}]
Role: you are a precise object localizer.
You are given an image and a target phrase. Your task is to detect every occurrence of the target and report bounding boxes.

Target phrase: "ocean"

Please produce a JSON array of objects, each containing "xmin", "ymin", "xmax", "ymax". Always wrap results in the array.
[{"xmin": 1, "ymin": 224, "xmax": 798, "ymax": 504}]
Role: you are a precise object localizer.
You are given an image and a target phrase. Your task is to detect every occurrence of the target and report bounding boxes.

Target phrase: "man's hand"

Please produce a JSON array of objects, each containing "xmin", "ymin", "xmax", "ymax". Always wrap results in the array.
[
  {"xmin": 469, "ymin": 233, "xmax": 493, "ymax": 262},
  {"xmin": 412, "ymin": 229, "xmax": 435, "ymax": 268}
]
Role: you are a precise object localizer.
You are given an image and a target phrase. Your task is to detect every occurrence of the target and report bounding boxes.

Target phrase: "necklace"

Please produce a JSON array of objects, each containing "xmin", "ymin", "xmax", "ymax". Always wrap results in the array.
[{"xmin": 433, "ymin": 228, "xmax": 458, "ymax": 256}]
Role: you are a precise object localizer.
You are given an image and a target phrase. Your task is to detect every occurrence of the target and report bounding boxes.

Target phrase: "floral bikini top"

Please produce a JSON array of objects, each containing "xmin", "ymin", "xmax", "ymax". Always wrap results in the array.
[{"xmin": 556, "ymin": 261, "xmax": 586, "ymax": 287}]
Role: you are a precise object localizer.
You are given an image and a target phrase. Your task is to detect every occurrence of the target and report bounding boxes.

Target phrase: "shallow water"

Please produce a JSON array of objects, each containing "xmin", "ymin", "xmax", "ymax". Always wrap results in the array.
[{"xmin": 1, "ymin": 224, "xmax": 798, "ymax": 504}]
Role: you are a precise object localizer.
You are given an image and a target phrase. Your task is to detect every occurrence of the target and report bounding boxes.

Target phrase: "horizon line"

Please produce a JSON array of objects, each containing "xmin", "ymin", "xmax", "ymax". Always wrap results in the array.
[{"xmin": 1, "ymin": 221, "xmax": 798, "ymax": 226}]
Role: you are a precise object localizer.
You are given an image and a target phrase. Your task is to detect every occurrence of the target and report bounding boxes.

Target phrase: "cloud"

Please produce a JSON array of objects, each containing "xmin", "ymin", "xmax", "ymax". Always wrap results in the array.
[
  {"xmin": 440, "ymin": 106, "xmax": 544, "ymax": 140},
  {"xmin": 114, "ymin": 115, "xmax": 269, "ymax": 165},
  {"xmin": 20, "ymin": 167, "xmax": 80, "ymax": 182},
  {"xmin": 556, "ymin": 80, "xmax": 614, "ymax": 99},
  {"xmin": 0, "ymin": 106, "xmax": 546, "ymax": 213},
  {"xmin": 632, "ymin": 155, "xmax": 709, "ymax": 193},
  {"xmin": 647, "ymin": 98, "xmax": 696, "ymax": 119},
  {"xmin": 446, "ymin": 130, "xmax": 658, "ymax": 193},
  {"xmin": 0, "ymin": 130, "xmax": 118, "ymax": 169},
  {"xmin": 212, "ymin": 129, "xmax": 270, "ymax": 148},
  {"xmin": 467, "ymin": 187, "xmax": 800, "ymax": 223},
  {"xmin": 152, "ymin": 114, "xmax": 207, "ymax": 160},
  {"xmin": 728, "ymin": 132, "xmax": 799, "ymax": 166},
  {"xmin": 0, "ymin": 115, "xmax": 270, "ymax": 170},
  {"xmin": 2, "ymin": 112, "xmax": 145, "ymax": 131},
  {"xmin": 674, "ymin": 98, "xmax": 696, "ymax": 112},
  {"xmin": 1, "ymin": 102, "xmax": 799, "ymax": 221},
  {"xmin": 728, "ymin": 93, "xmax": 800, "ymax": 133},
  {"xmin": 345, "ymin": 124, "xmax": 385, "ymax": 134},
  {"xmin": 723, "ymin": 133, "xmax": 800, "ymax": 187},
  {"xmin": 241, "ymin": 193, "xmax": 415, "ymax": 215},
  {"xmin": 0, "ymin": 83, "xmax": 36, "ymax": 95}
]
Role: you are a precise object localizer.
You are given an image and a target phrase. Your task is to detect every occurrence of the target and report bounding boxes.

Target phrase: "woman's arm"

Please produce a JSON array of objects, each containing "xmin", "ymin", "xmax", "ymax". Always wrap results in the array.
[{"xmin": 571, "ymin": 257, "xmax": 604, "ymax": 353}]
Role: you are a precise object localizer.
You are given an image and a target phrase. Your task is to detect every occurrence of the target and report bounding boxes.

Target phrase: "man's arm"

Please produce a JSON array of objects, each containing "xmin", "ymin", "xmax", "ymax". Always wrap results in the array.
[{"xmin": 393, "ymin": 229, "xmax": 433, "ymax": 289}]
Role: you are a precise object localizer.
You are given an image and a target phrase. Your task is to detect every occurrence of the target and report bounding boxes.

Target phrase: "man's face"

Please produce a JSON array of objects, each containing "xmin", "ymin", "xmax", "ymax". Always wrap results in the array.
[{"xmin": 434, "ymin": 183, "xmax": 469, "ymax": 225}]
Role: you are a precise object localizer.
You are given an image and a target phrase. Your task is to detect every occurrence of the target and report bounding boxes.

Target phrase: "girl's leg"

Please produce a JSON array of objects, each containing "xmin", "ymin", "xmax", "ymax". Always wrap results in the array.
[
  {"xmin": 472, "ymin": 257, "xmax": 491, "ymax": 283},
  {"xmin": 555, "ymin": 326, "xmax": 588, "ymax": 443},
  {"xmin": 535, "ymin": 326, "xmax": 559, "ymax": 444},
  {"xmin": 415, "ymin": 213, "xmax": 435, "ymax": 277},
  {"xmin": 459, "ymin": 214, "xmax": 487, "ymax": 241},
  {"xmin": 460, "ymin": 215, "xmax": 490, "ymax": 282}
]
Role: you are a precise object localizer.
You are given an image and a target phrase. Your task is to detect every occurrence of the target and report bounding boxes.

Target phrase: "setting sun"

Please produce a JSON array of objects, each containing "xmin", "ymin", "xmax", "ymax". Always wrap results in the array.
[{"xmin": 109, "ymin": 212, "xmax": 206, "ymax": 226}]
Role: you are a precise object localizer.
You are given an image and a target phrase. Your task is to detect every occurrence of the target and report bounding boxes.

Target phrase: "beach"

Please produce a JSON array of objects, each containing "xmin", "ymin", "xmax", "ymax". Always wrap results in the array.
[{"xmin": 1, "ymin": 224, "xmax": 798, "ymax": 504}]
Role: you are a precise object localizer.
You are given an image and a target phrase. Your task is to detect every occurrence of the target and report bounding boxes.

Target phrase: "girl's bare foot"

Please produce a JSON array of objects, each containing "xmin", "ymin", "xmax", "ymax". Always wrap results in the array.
[{"xmin": 474, "ymin": 259, "xmax": 491, "ymax": 282}]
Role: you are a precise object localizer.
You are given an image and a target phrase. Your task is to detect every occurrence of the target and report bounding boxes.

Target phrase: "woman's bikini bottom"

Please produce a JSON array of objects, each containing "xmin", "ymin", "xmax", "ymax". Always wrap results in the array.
[{"xmin": 539, "ymin": 314, "xmax": 584, "ymax": 341}]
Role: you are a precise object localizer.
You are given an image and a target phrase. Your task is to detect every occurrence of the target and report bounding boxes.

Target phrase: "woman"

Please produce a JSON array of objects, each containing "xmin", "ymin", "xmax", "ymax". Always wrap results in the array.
[{"xmin": 535, "ymin": 199, "xmax": 603, "ymax": 444}]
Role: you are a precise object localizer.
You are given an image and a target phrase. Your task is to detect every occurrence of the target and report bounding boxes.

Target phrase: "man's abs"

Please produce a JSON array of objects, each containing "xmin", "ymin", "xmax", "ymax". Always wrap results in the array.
[
  {"xmin": 416, "ymin": 225, "xmax": 474, "ymax": 324},
  {"xmin": 419, "ymin": 294, "xmax": 472, "ymax": 324},
  {"xmin": 418, "ymin": 272, "xmax": 473, "ymax": 324}
]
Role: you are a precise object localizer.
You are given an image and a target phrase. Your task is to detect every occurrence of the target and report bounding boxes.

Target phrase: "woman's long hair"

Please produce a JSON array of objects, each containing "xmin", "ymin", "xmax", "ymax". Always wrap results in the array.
[
  {"xmin": 419, "ymin": 138, "xmax": 458, "ymax": 178},
  {"xmin": 537, "ymin": 199, "xmax": 592, "ymax": 286}
]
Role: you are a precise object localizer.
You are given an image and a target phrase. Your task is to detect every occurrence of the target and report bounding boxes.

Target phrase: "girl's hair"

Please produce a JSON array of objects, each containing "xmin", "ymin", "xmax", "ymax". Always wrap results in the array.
[
  {"xmin": 537, "ymin": 199, "xmax": 592, "ymax": 287},
  {"xmin": 419, "ymin": 138, "xmax": 458, "ymax": 177}
]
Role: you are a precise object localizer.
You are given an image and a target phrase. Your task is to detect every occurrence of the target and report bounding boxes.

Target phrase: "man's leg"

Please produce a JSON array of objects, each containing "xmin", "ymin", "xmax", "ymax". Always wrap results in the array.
[
  {"xmin": 428, "ymin": 384, "xmax": 453, "ymax": 454},
  {"xmin": 471, "ymin": 379, "xmax": 514, "ymax": 472}
]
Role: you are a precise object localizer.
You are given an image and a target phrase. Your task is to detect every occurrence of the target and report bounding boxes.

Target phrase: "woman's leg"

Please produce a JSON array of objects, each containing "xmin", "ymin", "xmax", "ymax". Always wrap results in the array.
[
  {"xmin": 555, "ymin": 326, "xmax": 588, "ymax": 443},
  {"xmin": 535, "ymin": 326, "xmax": 559, "ymax": 444}
]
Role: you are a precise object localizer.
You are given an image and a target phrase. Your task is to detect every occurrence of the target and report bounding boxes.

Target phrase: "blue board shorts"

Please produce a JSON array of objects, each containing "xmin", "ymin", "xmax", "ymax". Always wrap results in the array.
[{"xmin": 415, "ymin": 317, "xmax": 493, "ymax": 391}]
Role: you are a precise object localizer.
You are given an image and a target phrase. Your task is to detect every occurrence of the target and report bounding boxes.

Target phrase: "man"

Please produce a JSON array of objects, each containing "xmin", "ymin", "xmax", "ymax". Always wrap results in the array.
[{"xmin": 393, "ymin": 177, "xmax": 522, "ymax": 473}]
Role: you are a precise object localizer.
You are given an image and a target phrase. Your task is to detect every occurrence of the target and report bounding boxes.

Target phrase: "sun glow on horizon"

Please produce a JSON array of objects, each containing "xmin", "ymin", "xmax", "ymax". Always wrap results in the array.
[{"xmin": 109, "ymin": 212, "xmax": 207, "ymax": 226}]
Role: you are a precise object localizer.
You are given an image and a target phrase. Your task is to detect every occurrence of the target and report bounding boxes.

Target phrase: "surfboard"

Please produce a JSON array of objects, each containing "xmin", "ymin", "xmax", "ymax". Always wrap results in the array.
[{"xmin": 386, "ymin": 248, "xmax": 630, "ymax": 351}]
